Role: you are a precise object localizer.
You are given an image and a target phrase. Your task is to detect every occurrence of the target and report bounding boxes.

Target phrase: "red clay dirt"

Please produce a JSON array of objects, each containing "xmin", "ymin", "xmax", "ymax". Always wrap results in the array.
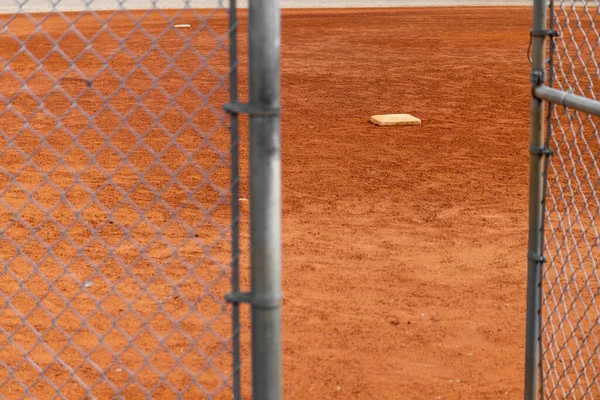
[
  {"xmin": 277, "ymin": 7, "xmax": 531, "ymax": 400},
  {"xmin": 0, "ymin": 6, "xmax": 533, "ymax": 400}
]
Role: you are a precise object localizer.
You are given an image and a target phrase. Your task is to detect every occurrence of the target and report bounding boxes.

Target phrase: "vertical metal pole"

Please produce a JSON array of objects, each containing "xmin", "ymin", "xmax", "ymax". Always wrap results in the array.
[
  {"xmin": 248, "ymin": 0, "xmax": 282, "ymax": 400},
  {"xmin": 228, "ymin": 0, "xmax": 241, "ymax": 399},
  {"xmin": 525, "ymin": 0, "xmax": 547, "ymax": 399}
]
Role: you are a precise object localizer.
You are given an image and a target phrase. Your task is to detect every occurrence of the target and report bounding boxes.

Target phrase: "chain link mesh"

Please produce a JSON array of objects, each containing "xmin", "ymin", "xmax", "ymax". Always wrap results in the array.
[
  {"xmin": 0, "ymin": 0, "xmax": 235, "ymax": 398},
  {"xmin": 542, "ymin": 1, "xmax": 600, "ymax": 398}
]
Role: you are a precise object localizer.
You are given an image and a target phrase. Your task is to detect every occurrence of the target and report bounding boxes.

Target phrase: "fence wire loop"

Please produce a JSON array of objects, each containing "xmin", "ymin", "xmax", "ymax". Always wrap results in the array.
[
  {"xmin": 528, "ymin": 31, "xmax": 534, "ymax": 65},
  {"xmin": 528, "ymin": 29, "xmax": 559, "ymax": 66}
]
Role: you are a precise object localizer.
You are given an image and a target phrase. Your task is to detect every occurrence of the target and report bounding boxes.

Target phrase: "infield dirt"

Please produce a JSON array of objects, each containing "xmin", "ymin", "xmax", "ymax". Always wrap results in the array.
[
  {"xmin": 0, "ymin": 7, "xmax": 531, "ymax": 400},
  {"xmin": 277, "ymin": 7, "xmax": 530, "ymax": 400}
]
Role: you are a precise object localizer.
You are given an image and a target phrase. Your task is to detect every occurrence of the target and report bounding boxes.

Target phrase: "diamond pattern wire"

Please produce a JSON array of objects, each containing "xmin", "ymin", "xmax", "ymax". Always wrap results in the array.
[
  {"xmin": 542, "ymin": 1, "xmax": 600, "ymax": 399},
  {"xmin": 0, "ymin": 1, "xmax": 234, "ymax": 398}
]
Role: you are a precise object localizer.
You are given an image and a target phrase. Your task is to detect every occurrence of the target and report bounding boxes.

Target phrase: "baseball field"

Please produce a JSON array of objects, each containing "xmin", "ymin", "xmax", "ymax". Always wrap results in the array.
[
  {"xmin": 0, "ymin": 4, "xmax": 533, "ymax": 400},
  {"xmin": 275, "ymin": 7, "xmax": 530, "ymax": 399}
]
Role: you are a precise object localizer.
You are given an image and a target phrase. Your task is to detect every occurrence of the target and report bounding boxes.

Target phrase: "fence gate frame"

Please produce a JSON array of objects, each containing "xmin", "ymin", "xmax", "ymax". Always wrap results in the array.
[
  {"xmin": 226, "ymin": 0, "xmax": 283, "ymax": 399},
  {"xmin": 0, "ymin": 0, "xmax": 281, "ymax": 397},
  {"xmin": 526, "ymin": 0, "xmax": 600, "ymax": 399}
]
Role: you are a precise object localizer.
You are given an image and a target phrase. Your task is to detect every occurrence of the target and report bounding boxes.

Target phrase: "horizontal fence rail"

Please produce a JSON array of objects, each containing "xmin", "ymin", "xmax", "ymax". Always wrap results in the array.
[{"xmin": 533, "ymin": 86, "xmax": 600, "ymax": 118}]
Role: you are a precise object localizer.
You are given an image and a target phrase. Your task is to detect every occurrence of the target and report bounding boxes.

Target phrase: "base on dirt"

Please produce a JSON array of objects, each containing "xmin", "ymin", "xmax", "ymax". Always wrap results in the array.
[{"xmin": 370, "ymin": 114, "xmax": 421, "ymax": 126}]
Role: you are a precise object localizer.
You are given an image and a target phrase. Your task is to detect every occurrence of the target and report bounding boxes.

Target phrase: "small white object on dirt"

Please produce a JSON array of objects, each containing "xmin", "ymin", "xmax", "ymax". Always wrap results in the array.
[
  {"xmin": 239, "ymin": 198, "xmax": 249, "ymax": 202},
  {"xmin": 370, "ymin": 114, "xmax": 421, "ymax": 126},
  {"xmin": 175, "ymin": 24, "xmax": 191, "ymax": 28}
]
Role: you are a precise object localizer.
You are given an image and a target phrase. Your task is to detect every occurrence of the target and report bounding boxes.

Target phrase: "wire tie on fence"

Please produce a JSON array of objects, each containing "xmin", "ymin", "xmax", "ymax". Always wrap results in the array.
[
  {"xmin": 530, "ymin": 29, "xmax": 559, "ymax": 38},
  {"xmin": 225, "ymin": 292, "xmax": 283, "ymax": 309},
  {"xmin": 527, "ymin": 251, "xmax": 546, "ymax": 264},
  {"xmin": 224, "ymin": 102, "xmax": 281, "ymax": 117},
  {"xmin": 530, "ymin": 145, "xmax": 553, "ymax": 156}
]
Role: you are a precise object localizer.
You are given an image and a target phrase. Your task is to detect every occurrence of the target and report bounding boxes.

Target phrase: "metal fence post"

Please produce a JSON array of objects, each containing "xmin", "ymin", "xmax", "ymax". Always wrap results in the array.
[
  {"xmin": 525, "ymin": 0, "xmax": 547, "ymax": 399},
  {"xmin": 248, "ymin": 0, "xmax": 283, "ymax": 399},
  {"xmin": 229, "ymin": 0, "xmax": 242, "ymax": 399}
]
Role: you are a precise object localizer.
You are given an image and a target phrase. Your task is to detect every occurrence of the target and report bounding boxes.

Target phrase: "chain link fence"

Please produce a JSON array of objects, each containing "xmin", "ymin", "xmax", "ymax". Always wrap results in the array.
[
  {"xmin": 0, "ymin": 0, "xmax": 243, "ymax": 398},
  {"xmin": 542, "ymin": 1, "xmax": 600, "ymax": 398},
  {"xmin": 527, "ymin": 1, "xmax": 600, "ymax": 399}
]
